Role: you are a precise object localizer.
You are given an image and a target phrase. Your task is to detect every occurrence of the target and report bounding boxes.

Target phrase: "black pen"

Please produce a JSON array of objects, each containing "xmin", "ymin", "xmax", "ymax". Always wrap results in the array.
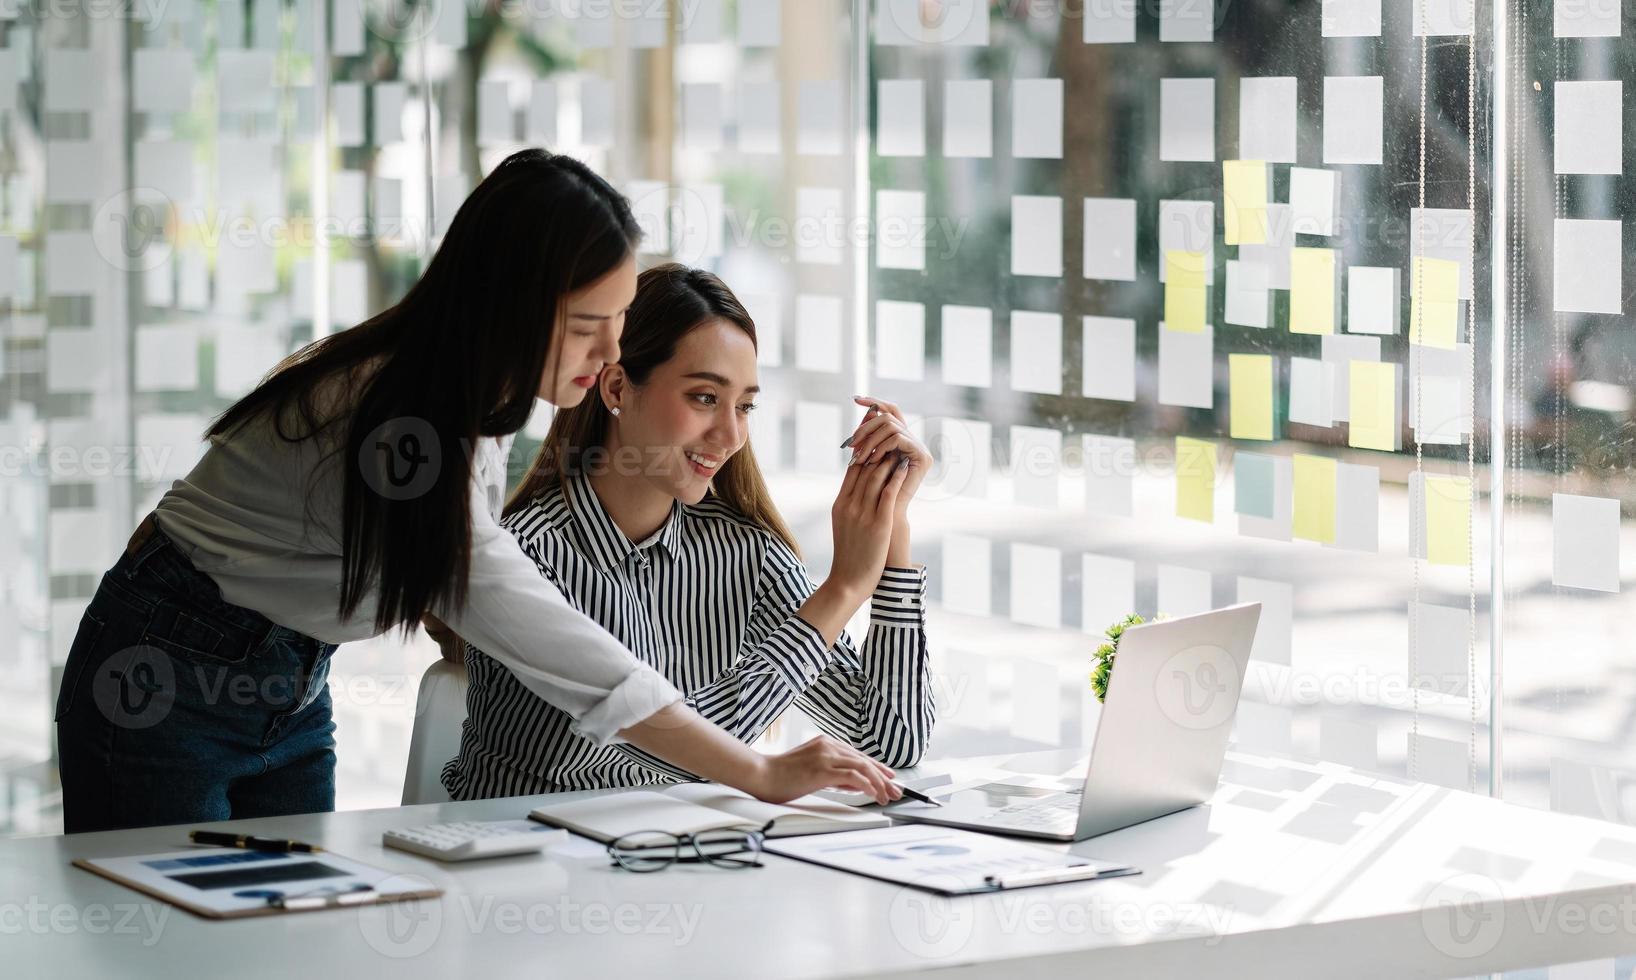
[
  {"xmin": 891, "ymin": 782, "xmax": 943, "ymax": 807},
  {"xmin": 189, "ymin": 830, "xmax": 322, "ymax": 853}
]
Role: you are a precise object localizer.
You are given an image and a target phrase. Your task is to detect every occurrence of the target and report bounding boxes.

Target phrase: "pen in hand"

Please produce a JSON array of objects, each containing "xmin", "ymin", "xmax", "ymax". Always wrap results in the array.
[{"xmin": 890, "ymin": 782, "xmax": 943, "ymax": 807}]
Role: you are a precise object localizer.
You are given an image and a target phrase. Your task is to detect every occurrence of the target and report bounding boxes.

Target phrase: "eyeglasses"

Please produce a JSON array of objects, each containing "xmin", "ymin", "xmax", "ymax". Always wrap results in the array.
[{"xmin": 606, "ymin": 820, "xmax": 774, "ymax": 873}]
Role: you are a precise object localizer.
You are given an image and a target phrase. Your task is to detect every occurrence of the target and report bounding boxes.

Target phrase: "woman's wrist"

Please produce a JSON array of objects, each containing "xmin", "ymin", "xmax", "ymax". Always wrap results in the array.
[{"xmin": 885, "ymin": 520, "xmax": 912, "ymax": 569}]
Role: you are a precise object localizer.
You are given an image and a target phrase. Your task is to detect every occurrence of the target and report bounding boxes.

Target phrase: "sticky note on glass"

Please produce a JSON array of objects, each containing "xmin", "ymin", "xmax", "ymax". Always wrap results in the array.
[
  {"xmin": 1229, "ymin": 354, "xmax": 1276, "ymax": 440},
  {"xmin": 1552, "ymin": 493, "xmax": 1621, "ymax": 593},
  {"xmin": 1423, "ymin": 475, "xmax": 1471, "ymax": 565},
  {"xmin": 1165, "ymin": 249, "xmax": 1208, "ymax": 333},
  {"xmin": 1234, "ymin": 451, "xmax": 1278, "ymax": 519},
  {"xmin": 1407, "ymin": 256, "xmax": 1461, "ymax": 348},
  {"xmin": 1293, "ymin": 454, "xmax": 1338, "ymax": 543},
  {"xmin": 1289, "ymin": 247, "xmax": 1338, "ymax": 334},
  {"xmin": 1223, "ymin": 160, "xmax": 1270, "ymax": 245},
  {"xmin": 1175, "ymin": 437, "xmax": 1217, "ymax": 523},
  {"xmin": 1348, "ymin": 360, "xmax": 1401, "ymax": 451}
]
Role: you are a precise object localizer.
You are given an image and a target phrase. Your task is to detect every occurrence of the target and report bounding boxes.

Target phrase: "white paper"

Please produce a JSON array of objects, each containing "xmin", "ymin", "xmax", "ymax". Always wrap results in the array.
[
  {"xmin": 875, "ymin": 299, "xmax": 925, "ymax": 381},
  {"xmin": 1323, "ymin": 76, "xmax": 1384, "ymax": 165},
  {"xmin": 1160, "ymin": 77, "xmax": 1216, "ymax": 162},
  {"xmin": 45, "ymin": 50, "xmax": 94, "ymax": 112},
  {"xmin": 739, "ymin": 0, "xmax": 781, "ymax": 45},
  {"xmin": 477, "ymin": 80, "xmax": 514, "ymax": 143},
  {"xmin": 676, "ymin": 182, "xmax": 724, "ymax": 261},
  {"xmin": 941, "ymin": 305, "xmax": 993, "ymax": 387},
  {"xmin": 1554, "ymin": 218, "xmax": 1622, "ymax": 314},
  {"xmin": 795, "ymin": 401, "xmax": 843, "ymax": 474},
  {"xmin": 1289, "ymin": 356, "xmax": 1335, "ymax": 427},
  {"xmin": 1083, "ymin": 197, "xmax": 1137, "ymax": 281},
  {"xmin": 1409, "ymin": 602, "xmax": 1470, "ymax": 695},
  {"xmin": 941, "ymin": 418, "xmax": 991, "ymax": 498},
  {"xmin": 1010, "ymin": 425, "xmax": 1062, "ymax": 508},
  {"xmin": 526, "ymin": 80, "xmax": 557, "ymax": 144},
  {"xmin": 1085, "ymin": 0, "xmax": 1138, "ymax": 42},
  {"xmin": 332, "ymin": 81, "xmax": 364, "ymax": 148},
  {"xmin": 1239, "ymin": 77, "xmax": 1298, "ymax": 163},
  {"xmin": 942, "ymin": 534, "xmax": 993, "ymax": 616},
  {"xmin": 1011, "ymin": 195, "xmax": 1063, "ymax": 277},
  {"xmin": 1010, "ymin": 310, "xmax": 1062, "ymax": 395},
  {"xmin": 579, "ymin": 78, "xmax": 614, "ymax": 148},
  {"xmin": 134, "ymin": 49, "xmax": 193, "ymax": 113},
  {"xmin": 46, "ymin": 232, "xmax": 97, "ymax": 296},
  {"xmin": 797, "ymin": 187, "xmax": 844, "ymax": 265},
  {"xmin": 1225, "ymin": 259, "xmax": 1271, "ymax": 328},
  {"xmin": 1082, "ymin": 554, "xmax": 1137, "ymax": 633},
  {"xmin": 795, "ymin": 293, "xmax": 843, "ymax": 373},
  {"xmin": 739, "ymin": 82, "xmax": 780, "ymax": 154},
  {"xmin": 1158, "ymin": 199, "xmax": 1215, "ymax": 283},
  {"xmin": 878, "ymin": 79, "xmax": 925, "ymax": 157},
  {"xmin": 877, "ymin": 189, "xmax": 926, "ymax": 271},
  {"xmin": 331, "ymin": 169, "xmax": 366, "ymax": 229},
  {"xmin": 330, "ymin": 258, "xmax": 367, "ymax": 327},
  {"xmin": 748, "ymin": 401, "xmax": 782, "ymax": 470},
  {"xmin": 374, "ymin": 82, "xmax": 408, "ymax": 144},
  {"xmin": 1329, "ymin": 461, "xmax": 1380, "ymax": 552},
  {"xmin": 682, "ymin": 83, "xmax": 724, "ymax": 151},
  {"xmin": 218, "ymin": 51, "xmax": 276, "ymax": 113},
  {"xmin": 1010, "ymin": 657, "xmax": 1065, "ymax": 745},
  {"xmin": 1084, "ymin": 433, "xmax": 1136, "ymax": 516},
  {"xmin": 1410, "ymin": 207, "xmax": 1476, "ymax": 300},
  {"xmin": 1323, "ymin": 0, "xmax": 1382, "ymax": 35},
  {"xmin": 1554, "ymin": 81, "xmax": 1622, "ymax": 174},
  {"xmin": 1158, "ymin": 323, "xmax": 1214, "ymax": 408},
  {"xmin": 1157, "ymin": 564, "xmax": 1211, "ymax": 618},
  {"xmin": 1159, "ymin": 0, "xmax": 1214, "ymax": 41},
  {"xmin": 944, "ymin": 79, "xmax": 993, "ymax": 157},
  {"xmin": 46, "ymin": 327, "xmax": 110, "ymax": 393},
  {"xmin": 1082, "ymin": 316, "xmax": 1136, "ymax": 401},
  {"xmin": 1290, "ymin": 167, "xmax": 1339, "ymax": 236},
  {"xmin": 1347, "ymin": 266, "xmax": 1400, "ymax": 334},
  {"xmin": 1554, "ymin": 0, "xmax": 1620, "ymax": 36},
  {"xmin": 743, "ymin": 292, "xmax": 783, "ymax": 367},
  {"xmin": 332, "ymin": 0, "xmax": 364, "ymax": 54},
  {"xmin": 1010, "ymin": 543, "xmax": 1062, "ymax": 629},
  {"xmin": 798, "ymin": 80, "xmax": 843, "ymax": 156},
  {"xmin": 1013, "ymin": 78, "xmax": 1064, "ymax": 159},
  {"xmin": 1237, "ymin": 576, "xmax": 1292, "ymax": 666},
  {"xmin": 136, "ymin": 325, "xmax": 199, "ymax": 392},
  {"xmin": 215, "ymin": 325, "xmax": 286, "ymax": 398},
  {"xmin": 1553, "ymin": 493, "xmax": 1620, "ymax": 593},
  {"xmin": 49, "ymin": 509, "xmax": 112, "ymax": 573},
  {"xmin": 681, "ymin": 0, "xmax": 723, "ymax": 43},
  {"xmin": 1238, "ymin": 203, "xmax": 1294, "ymax": 289},
  {"xmin": 45, "ymin": 141, "xmax": 97, "ymax": 204},
  {"xmin": 940, "ymin": 649, "xmax": 994, "ymax": 727},
  {"xmin": 1412, "ymin": 374, "xmax": 1468, "ymax": 445}
]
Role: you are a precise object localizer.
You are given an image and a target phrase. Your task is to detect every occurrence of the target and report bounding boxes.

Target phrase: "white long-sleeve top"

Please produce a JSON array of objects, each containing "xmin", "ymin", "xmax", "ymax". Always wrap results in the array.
[{"xmin": 153, "ymin": 402, "xmax": 683, "ymax": 746}]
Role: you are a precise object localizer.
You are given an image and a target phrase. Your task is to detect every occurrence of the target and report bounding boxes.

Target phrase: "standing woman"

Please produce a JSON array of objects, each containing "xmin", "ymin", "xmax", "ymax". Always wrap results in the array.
[{"xmin": 54, "ymin": 149, "xmax": 902, "ymax": 833}]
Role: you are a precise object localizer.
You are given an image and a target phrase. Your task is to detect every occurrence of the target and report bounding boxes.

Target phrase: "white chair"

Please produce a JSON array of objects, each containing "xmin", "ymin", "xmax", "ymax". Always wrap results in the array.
[{"xmin": 401, "ymin": 658, "xmax": 470, "ymax": 806}]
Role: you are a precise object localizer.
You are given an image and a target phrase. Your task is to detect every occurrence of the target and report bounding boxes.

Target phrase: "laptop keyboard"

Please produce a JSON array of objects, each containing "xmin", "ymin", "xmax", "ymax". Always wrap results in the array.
[{"xmin": 991, "ymin": 790, "xmax": 1083, "ymax": 828}]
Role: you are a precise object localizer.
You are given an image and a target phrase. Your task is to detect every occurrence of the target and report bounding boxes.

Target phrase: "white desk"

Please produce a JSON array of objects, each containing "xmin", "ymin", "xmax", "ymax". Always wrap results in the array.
[{"xmin": 9, "ymin": 749, "xmax": 1636, "ymax": 978}]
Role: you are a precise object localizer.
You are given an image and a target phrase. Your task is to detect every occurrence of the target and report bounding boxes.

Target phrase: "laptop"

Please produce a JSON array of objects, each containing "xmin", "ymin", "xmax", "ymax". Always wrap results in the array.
[{"xmin": 895, "ymin": 602, "xmax": 1262, "ymax": 842}]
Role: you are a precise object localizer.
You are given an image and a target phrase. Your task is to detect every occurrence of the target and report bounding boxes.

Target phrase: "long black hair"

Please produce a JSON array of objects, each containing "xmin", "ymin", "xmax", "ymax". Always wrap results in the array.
[{"xmin": 209, "ymin": 148, "xmax": 641, "ymax": 634}]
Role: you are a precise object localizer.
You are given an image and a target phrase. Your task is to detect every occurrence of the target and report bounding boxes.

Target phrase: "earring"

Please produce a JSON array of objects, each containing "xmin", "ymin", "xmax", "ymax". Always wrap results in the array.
[{"xmin": 610, "ymin": 407, "xmax": 621, "ymax": 417}]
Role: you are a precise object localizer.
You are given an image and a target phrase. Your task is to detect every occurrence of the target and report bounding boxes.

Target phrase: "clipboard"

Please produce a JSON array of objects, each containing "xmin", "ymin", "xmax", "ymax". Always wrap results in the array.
[
  {"xmin": 763, "ymin": 824, "xmax": 1140, "ymax": 896},
  {"xmin": 73, "ymin": 847, "xmax": 441, "ymax": 919}
]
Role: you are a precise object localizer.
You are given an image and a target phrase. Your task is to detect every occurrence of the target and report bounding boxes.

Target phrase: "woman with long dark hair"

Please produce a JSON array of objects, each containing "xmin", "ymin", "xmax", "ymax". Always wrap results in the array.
[{"xmin": 54, "ymin": 150, "xmax": 902, "ymax": 833}]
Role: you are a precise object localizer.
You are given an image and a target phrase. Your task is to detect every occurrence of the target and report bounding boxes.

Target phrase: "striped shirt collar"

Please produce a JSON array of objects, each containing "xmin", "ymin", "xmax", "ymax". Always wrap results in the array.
[{"xmin": 562, "ymin": 471, "xmax": 686, "ymax": 571}]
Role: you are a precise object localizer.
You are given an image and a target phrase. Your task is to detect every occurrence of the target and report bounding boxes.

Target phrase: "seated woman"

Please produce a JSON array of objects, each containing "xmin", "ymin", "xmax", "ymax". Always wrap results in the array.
[{"xmin": 440, "ymin": 263, "xmax": 936, "ymax": 799}]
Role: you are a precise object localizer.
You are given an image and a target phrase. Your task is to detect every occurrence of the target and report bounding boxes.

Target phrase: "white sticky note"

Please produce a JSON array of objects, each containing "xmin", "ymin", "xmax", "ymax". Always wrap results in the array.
[
  {"xmin": 1225, "ymin": 259, "xmax": 1271, "ymax": 328},
  {"xmin": 46, "ymin": 232, "xmax": 98, "ymax": 296},
  {"xmin": 1239, "ymin": 203, "xmax": 1294, "ymax": 289},
  {"xmin": 1319, "ymin": 333, "xmax": 1381, "ymax": 423},
  {"xmin": 1411, "ymin": 375, "xmax": 1468, "ymax": 445},
  {"xmin": 331, "ymin": 81, "xmax": 364, "ymax": 148},
  {"xmin": 1082, "ymin": 316, "xmax": 1136, "ymax": 401},
  {"xmin": 1010, "ymin": 543, "xmax": 1062, "ymax": 629},
  {"xmin": 878, "ymin": 79, "xmax": 925, "ymax": 157},
  {"xmin": 136, "ymin": 141, "xmax": 196, "ymax": 211},
  {"xmin": 1158, "ymin": 200, "xmax": 1215, "ymax": 283},
  {"xmin": 1323, "ymin": 0, "xmax": 1382, "ymax": 35},
  {"xmin": 738, "ymin": 0, "xmax": 780, "ymax": 44},
  {"xmin": 1011, "ymin": 195, "xmax": 1063, "ymax": 277},
  {"xmin": 681, "ymin": 0, "xmax": 723, "ymax": 43},
  {"xmin": 1553, "ymin": 493, "xmax": 1620, "ymax": 593},
  {"xmin": 1290, "ymin": 167, "xmax": 1339, "ymax": 236},
  {"xmin": 477, "ymin": 80, "xmax": 515, "ymax": 143},
  {"xmin": 1555, "ymin": 81, "xmax": 1622, "ymax": 174},
  {"xmin": 1010, "ymin": 425, "xmax": 1062, "ymax": 508},
  {"xmin": 1413, "ymin": 0, "xmax": 1474, "ymax": 35},
  {"xmin": 525, "ymin": 80, "xmax": 556, "ymax": 144},
  {"xmin": 1158, "ymin": 323, "xmax": 1214, "ymax": 409},
  {"xmin": 1085, "ymin": 0, "xmax": 1138, "ymax": 41},
  {"xmin": 795, "ymin": 293, "xmax": 844, "ymax": 373},
  {"xmin": 742, "ymin": 293, "xmax": 783, "ymax": 367},
  {"xmin": 739, "ymin": 82, "xmax": 780, "ymax": 154},
  {"xmin": 134, "ymin": 48, "xmax": 193, "ymax": 113},
  {"xmin": 1330, "ymin": 461, "xmax": 1381, "ymax": 552},
  {"xmin": 1237, "ymin": 576, "xmax": 1292, "ymax": 666},
  {"xmin": 1082, "ymin": 554, "xmax": 1137, "ymax": 633},
  {"xmin": 331, "ymin": 169, "xmax": 366, "ymax": 228},
  {"xmin": 945, "ymin": 79, "xmax": 993, "ymax": 157},
  {"xmin": 579, "ymin": 78, "xmax": 614, "ymax": 147},
  {"xmin": 1239, "ymin": 77, "xmax": 1297, "ymax": 163},
  {"xmin": 1013, "ymin": 78, "xmax": 1064, "ymax": 158},
  {"xmin": 877, "ymin": 190, "xmax": 926, "ymax": 271},
  {"xmin": 677, "ymin": 182, "xmax": 724, "ymax": 261},
  {"xmin": 795, "ymin": 401, "xmax": 843, "ymax": 474},
  {"xmin": 796, "ymin": 187, "xmax": 844, "ymax": 265},
  {"xmin": 1157, "ymin": 565, "xmax": 1211, "ymax": 618},
  {"xmin": 1289, "ymin": 356, "xmax": 1334, "ymax": 427},
  {"xmin": 215, "ymin": 325, "xmax": 286, "ymax": 398},
  {"xmin": 178, "ymin": 249, "xmax": 209, "ymax": 310},
  {"xmin": 1410, "ymin": 207, "xmax": 1476, "ymax": 300},
  {"xmin": 942, "ymin": 534, "xmax": 993, "ymax": 616},
  {"xmin": 1160, "ymin": 78, "xmax": 1216, "ymax": 162},
  {"xmin": 875, "ymin": 300, "xmax": 925, "ymax": 381},
  {"xmin": 1084, "ymin": 433, "xmax": 1136, "ymax": 517},
  {"xmin": 747, "ymin": 402, "xmax": 782, "ymax": 471},
  {"xmin": 47, "ymin": 328, "xmax": 110, "ymax": 392},
  {"xmin": 1409, "ymin": 602, "xmax": 1470, "ymax": 695},
  {"xmin": 49, "ymin": 509, "xmax": 113, "ymax": 573},
  {"xmin": 1554, "ymin": 218, "xmax": 1622, "ymax": 314},
  {"xmin": 939, "ymin": 649, "xmax": 993, "ymax": 730},
  {"xmin": 1159, "ymin": 0, "xmax": 1214, "ymax": 41},
  {"xmin": 1323, "ymin": 76, "xmax": 1384, "ymax": 165},
  {"xmin": 1554, "ymin": 0, "xmax": 1620, "ymax": 36},
  {"xmin": 1320, "ymin": 717, "xmax": 1379, "ymax": 770},
  {"xmin": 1010, "ymin": 311, "xmax": 1062, "ymax": 395},
  {"xmin": 45, "ymin": 141, "xmax": 96, "ymax": 204},
  {"xmin": 1011, "ymin": 658, "xmax": 1064, "ymax": 745},
  {"xmin": 1239, "ymin": 453, "xmax": 1293, "ymax": 541},
  {"xmin": 941, "ymin": 306, "xmax": 993, "ymax": 387},
  {"xmin": 798, "ymin": 80, "xmax": 843, "ymax": 156},
  {"xmin": 1347, "ymin": 266, "xmax": 1400, "ymax": 334},
  {"xmin": 1084, "ymin": 197, "xmax": 1137, "ymax": 281},
  {"xmin": 876, "ymin": 0, "xmax": 990, "ymax": 45},
  {"xmin": 681, "ymin": 83, "xmax": 724, "ymax": 151},
  {"xmin": 941, "ymin": 417, "xmax": 992, "ymax": 499},
  {"xmin": 45, "ymin": 50, "xmax": 94, "ymax": 112},
  {"xmin": 367, "ymin": 82, "xmax": 406, "ymax": 144},
  {"xmin": 218, "ymin": 51, "xmax": 276, "ymax": 113}
]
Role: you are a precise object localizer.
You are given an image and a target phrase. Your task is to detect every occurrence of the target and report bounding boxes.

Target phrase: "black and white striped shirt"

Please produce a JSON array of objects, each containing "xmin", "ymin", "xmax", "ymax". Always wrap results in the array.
[{"xmin": 441, "ymin": 472, "xmax": 935, "ymax": 800}]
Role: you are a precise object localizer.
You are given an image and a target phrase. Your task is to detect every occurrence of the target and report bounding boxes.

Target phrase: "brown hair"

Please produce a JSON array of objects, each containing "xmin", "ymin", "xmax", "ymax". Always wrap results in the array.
[{"xmin": 507, "ymin": 263, "xmax": 800, "ymax": 557}]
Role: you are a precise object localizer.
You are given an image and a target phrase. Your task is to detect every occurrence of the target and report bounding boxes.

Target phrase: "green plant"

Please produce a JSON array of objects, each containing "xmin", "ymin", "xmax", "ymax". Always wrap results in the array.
[{"xmin": 1090, "ymin": 613, "xmax": 1166, "ymax": 702}]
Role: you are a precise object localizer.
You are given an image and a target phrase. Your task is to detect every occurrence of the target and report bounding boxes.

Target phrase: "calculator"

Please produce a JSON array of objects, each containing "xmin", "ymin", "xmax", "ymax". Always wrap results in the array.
[{"xmin": 382, "ymin": 819, "xmax": 568, "ymax": 862}]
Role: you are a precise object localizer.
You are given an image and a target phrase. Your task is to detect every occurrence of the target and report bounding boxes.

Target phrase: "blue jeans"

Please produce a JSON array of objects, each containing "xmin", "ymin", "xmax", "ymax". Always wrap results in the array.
[{"xmin": 55, "ymin": 516, "xmax": 338, "ymax": 834}]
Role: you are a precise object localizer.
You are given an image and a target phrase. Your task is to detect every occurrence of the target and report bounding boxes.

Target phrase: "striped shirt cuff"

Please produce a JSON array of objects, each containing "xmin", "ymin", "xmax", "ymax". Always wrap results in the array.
[
  {"xmin": 569, "ymin": 661, "xmax": 686, "ymax": 748},
  {"xmin": 870, "ymin": 564, "xmax": 927, "ymax": 628},
  {"xmin": 764, "ymin": 614, "xmax": 835, "ymax": 690}
]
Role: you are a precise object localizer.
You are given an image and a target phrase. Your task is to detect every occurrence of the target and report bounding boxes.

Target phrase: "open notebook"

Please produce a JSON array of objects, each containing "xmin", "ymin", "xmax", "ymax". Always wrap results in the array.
[{"xmin": 528, "ymin": 783, "xmax": 892, "ymax": 843}]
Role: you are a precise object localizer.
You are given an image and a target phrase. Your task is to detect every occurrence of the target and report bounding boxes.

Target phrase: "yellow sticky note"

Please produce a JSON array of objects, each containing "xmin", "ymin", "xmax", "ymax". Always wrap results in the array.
[
  {"xmin": 1165, "ymin": 250, "xmax": 1208, "ymax": 333},
  {"xmin": 1408, "ymin": 256, "xmax": 1460, "ymax": 349},
  {"xmin": 1293, "ymin": 453, "xmax": 1337, "ymax": 543},
  {"xmin": 1229, "ymin": 353, "xmax": 1275, "ymax": 440},
  {"xmin": 1348, "ymin": 361, "xmax": 1400, "ymax": 451},
  {"xmin": 1223, "ymin": 160, "xmax": 1269, "ymax": 246},
  {"xmin": 1424, "ymin": 475, "xmax": 1471, "ymax": 565},
  {"xmin": 1175, "ymin": 436, "xmax": 1217, "ymax": 523},
  {"xmin": 1289, "ymin": 247, "xmax": 1337, "ymax": 335}
]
